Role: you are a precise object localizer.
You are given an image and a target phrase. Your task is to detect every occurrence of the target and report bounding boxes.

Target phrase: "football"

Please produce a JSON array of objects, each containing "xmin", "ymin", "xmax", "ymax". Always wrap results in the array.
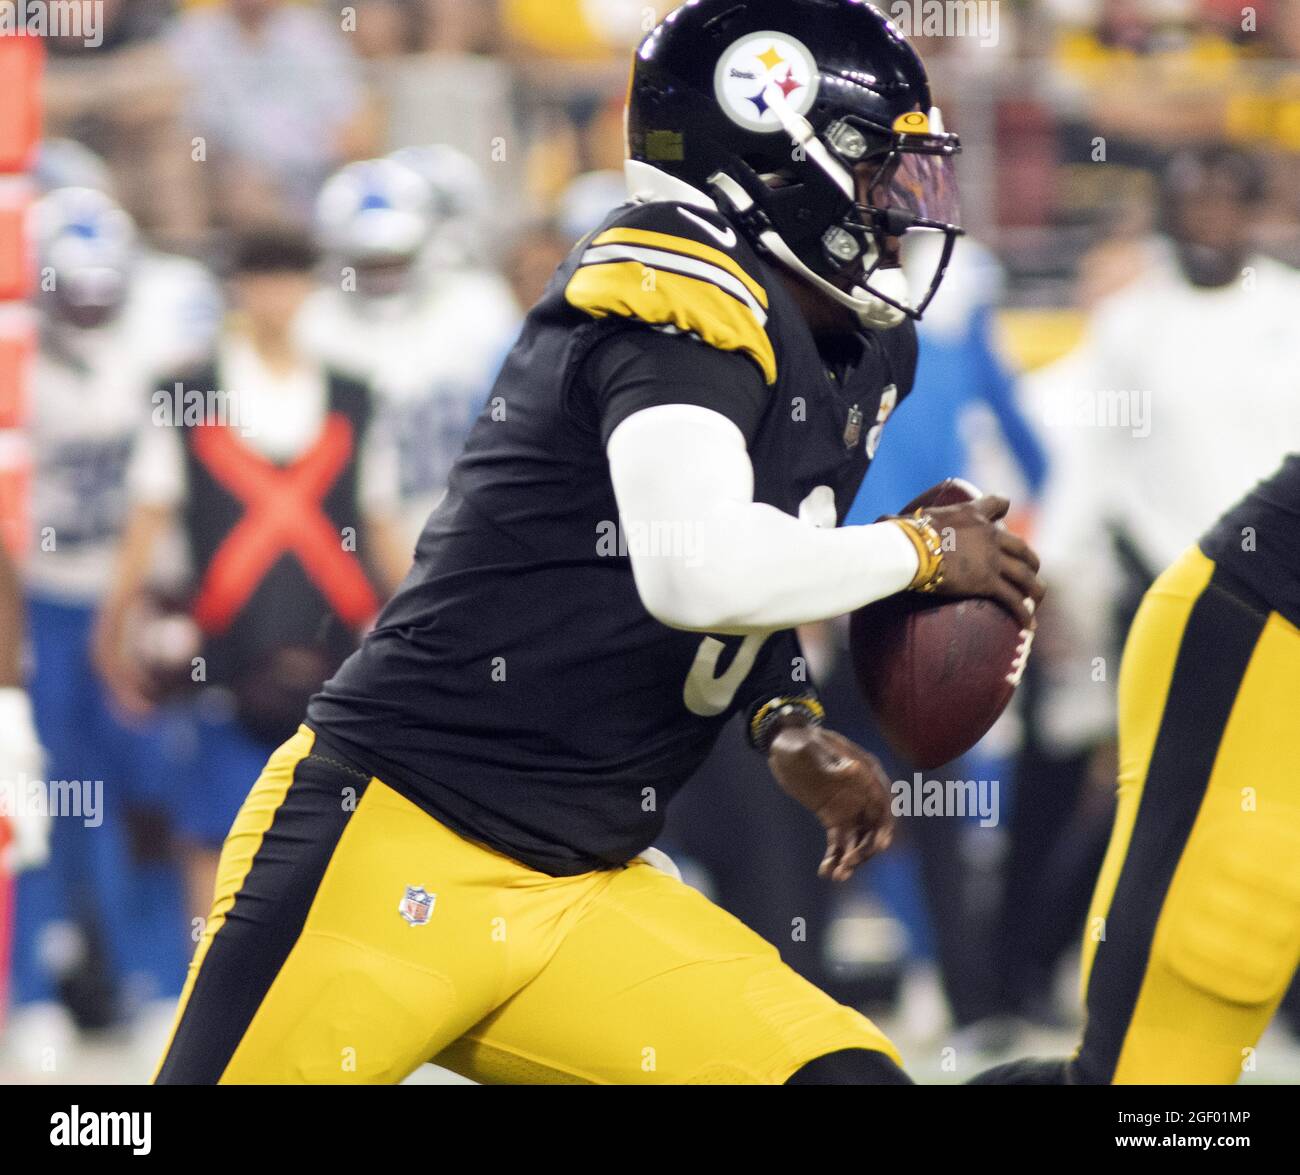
[{"xmin": 848, "ymin": 478, "xmax": 1034, "ymax": 770}]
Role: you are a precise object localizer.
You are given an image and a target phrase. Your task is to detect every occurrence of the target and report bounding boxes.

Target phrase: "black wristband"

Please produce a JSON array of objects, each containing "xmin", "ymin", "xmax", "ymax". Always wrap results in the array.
[{"xmin": 748, "ymin": 694, "xmax": 825, "ymax": 754}]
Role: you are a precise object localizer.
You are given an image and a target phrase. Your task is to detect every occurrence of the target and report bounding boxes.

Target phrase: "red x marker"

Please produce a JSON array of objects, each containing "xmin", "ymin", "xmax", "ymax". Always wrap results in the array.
[{"xmin": 190, "ymin": 414, "xmax": 379, "ymax": 635}]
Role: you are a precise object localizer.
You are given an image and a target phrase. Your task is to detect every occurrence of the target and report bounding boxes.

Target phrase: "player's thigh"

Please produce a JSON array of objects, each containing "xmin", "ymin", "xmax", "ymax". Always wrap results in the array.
[
  {"xmin": 1079, "ymin": 557, "xmax": 1300, "ymax": 1084},
  {"xmin": 1080, "ymin": 547, "xmax": 1217, "ymax": 994},
  {"xmin": 438, "ymin": 857, "xmax": 901, "ymax": 1085},
  {"xmin": 156, "ymin": 728, "xmax": 543, "ymax": 1084},
  {"xmin": 1114, "ymin": 609, "xmax": 1300, "ymax": 1083}
]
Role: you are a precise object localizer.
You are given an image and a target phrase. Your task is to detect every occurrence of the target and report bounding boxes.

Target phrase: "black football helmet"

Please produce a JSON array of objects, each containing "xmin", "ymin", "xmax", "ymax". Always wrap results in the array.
[{"xmin": 627, "ymin": 0, "xmax": 962, "ymax": 328}]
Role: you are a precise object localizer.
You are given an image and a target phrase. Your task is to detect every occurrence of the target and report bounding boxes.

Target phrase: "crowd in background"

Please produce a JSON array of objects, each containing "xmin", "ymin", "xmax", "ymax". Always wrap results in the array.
[{"xmin": 5, "ymin": 0, "xmax": 1300, "ymax": 1081}]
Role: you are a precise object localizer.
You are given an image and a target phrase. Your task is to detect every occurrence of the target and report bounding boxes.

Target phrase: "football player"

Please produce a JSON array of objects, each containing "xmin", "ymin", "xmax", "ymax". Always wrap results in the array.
[
  {"xmin": 156, "ymin": 0, "xmax": 1043, "ymax": 1086},
  {"xmin": 9, "ymin": 187, "xmax": 214, "ymax": 1063},
  {"xmin": 973, "ymin": 454, "xmax": 1300, "ymax": 1084},
  {"xmin": 299, "ymin": 154, "xmax": 520, "ymax": 543}
]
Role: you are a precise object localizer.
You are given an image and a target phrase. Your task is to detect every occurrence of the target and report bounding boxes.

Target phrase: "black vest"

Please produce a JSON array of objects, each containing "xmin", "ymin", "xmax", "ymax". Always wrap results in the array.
[{"xmin": 175, "ymin": 361, "xmax": 379, "ymax": 738}]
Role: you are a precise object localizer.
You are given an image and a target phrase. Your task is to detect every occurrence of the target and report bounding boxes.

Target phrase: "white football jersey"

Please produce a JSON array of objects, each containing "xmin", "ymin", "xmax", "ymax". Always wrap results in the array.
[
  {"xmin": 1027, "ymin": 250, "xmax": 1300, "ymax": 750},
  {"xmin": 298, "ymin": 268, "xmax": 521, "ymax": 541},
  {"xmin": 1038, "ymin": 251, "xmax": 1300, "ymax": 577},
  {"xmin": 26, "ymin": 252, "xmax": 220, "ymax": 602}
]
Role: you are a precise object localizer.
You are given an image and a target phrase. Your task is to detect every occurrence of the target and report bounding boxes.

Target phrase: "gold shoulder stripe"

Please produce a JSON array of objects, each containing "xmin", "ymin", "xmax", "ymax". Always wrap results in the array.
[
  {"xmin": 566, "ymin": 262, "xmax": 777, "ymax": 385},
  {"xmin": 592, "ymin": 227, "xmax": 768, "ymax": 310}
]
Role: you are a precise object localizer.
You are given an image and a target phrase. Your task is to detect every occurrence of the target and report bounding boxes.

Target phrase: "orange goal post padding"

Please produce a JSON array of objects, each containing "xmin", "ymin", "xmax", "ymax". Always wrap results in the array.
[{"xmin": 0, "ymin": 33, "xmax": 41, "ymax": 559}]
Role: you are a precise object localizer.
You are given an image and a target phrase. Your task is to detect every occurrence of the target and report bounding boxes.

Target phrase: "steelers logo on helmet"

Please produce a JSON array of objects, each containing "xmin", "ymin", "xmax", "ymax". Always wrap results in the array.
[{"xmin": 713, "ymin": 32, "xmax": 819, "ymax": 133}]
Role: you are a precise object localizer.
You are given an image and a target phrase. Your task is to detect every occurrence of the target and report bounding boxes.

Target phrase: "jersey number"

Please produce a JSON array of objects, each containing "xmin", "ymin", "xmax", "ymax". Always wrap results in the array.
[{"xmin": 682, "ymin": 633, "xmax": 770, "ymax": 717}]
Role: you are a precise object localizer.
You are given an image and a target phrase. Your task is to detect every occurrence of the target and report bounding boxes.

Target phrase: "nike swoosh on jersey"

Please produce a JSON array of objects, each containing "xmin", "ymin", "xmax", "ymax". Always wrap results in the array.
[{"xmin": 678, "ymin": 207, "xmax": 738, "ymax": 249}]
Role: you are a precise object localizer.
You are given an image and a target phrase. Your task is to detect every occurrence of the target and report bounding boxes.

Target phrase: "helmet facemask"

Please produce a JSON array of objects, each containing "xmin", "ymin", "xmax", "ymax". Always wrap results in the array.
[{"xmin": 710, "ymin": 100, "xmax": 963, "ymax": 330}]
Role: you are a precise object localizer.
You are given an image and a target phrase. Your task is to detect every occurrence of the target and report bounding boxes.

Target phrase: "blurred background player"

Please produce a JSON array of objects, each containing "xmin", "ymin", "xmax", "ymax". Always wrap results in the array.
[
  {"xmin": 7, "ymin": 185, "xmax": 215, "ymax": 1072},
  {"xmin": 94, "ymin": 226, "xmax": 407, "ymax": 924},
  {"xmin": 1036, "ymin": 144, "xmax": 1300, "ymax": 634},
  {"xmin": 386, "ymin": 144, "xmax": 496, "ymax": 271},
  {"xmin": 299, "ymin": 152, "xmax": 520, "ymax": 541}
]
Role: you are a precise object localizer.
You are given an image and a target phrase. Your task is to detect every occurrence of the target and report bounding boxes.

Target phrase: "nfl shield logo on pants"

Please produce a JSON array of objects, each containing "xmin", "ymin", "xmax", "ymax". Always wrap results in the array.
[{"xmin": 398, "ymin": 885, "xmax": 435, "ymax": 926}]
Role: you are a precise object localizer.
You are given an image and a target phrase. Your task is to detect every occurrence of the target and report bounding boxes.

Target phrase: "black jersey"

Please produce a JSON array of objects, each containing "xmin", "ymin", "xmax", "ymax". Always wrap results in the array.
[
  {"xmin": 1200, "ymin": 454, "xmax": 1300, "ymax": 627},
  {"xmin": 308, "ymin": 197, "xmax": 917, "ymax": 874}
]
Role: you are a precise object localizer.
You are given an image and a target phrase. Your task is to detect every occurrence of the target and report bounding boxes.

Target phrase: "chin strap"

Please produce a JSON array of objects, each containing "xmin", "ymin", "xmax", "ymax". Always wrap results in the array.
[{"xmin": 708, "ymin": 171, "xmax": 908, "ymax": 329}]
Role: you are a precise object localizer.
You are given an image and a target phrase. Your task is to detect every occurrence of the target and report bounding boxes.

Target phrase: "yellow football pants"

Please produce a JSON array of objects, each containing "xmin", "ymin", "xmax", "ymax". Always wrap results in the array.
[
  {"xmin": 1076, "ymin": 546, "xmax": 1300, "ymax": 1084},
  {"xmin": 154, "ymin": 726, "xmax": 900, "ymax": 1084}
]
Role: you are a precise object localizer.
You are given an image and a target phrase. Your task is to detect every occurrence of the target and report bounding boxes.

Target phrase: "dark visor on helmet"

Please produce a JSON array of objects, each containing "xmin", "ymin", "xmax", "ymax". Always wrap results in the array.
[
  {"xmin": 817, "ymin": 111, "xmax": 963, "ymax": 320},
  {"xmin": 867, "ymin": 151, "xmax": 961, "ymax": 226}
]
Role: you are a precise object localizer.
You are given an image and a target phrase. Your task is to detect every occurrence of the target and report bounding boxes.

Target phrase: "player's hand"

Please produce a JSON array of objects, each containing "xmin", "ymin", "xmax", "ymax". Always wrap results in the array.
[
  {"xmin": 91, "ymin": 601, "xmax": 156, "ymax": 719},
  {"xmin": 767, "ymin": 723, "xmax": 895, "ymax": 881},
  {"xmin": 926, "ymin": 494, "xmax": 1045, "ymax": 628}
]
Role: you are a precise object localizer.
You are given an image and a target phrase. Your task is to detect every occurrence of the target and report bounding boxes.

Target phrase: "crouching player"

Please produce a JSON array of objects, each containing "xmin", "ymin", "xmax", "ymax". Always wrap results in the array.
[{"xmin": 154, "ymin": 0, "xmax": 1043, "ymax": 1085}]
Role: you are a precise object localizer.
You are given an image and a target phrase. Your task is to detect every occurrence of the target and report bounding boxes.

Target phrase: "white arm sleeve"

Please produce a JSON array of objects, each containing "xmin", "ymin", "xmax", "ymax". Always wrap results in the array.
[{"xmin": 607, "ymin": 403, "xmax": 919, "ymax": 635}]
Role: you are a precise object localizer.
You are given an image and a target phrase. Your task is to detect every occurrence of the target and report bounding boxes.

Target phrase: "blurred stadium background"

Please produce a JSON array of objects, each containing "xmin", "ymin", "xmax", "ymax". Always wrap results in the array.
[{"xmin": 1, "ymin": 0, "xmax": 1298, "ymax": 1084}]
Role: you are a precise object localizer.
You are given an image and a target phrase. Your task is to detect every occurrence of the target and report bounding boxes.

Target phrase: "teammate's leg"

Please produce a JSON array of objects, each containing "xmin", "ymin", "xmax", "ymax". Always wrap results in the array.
[
  {"xmin": 435, "ymin": 852, "xmax": 906, "ymax": 1085},
  {"xmin": 1074, "ymin": 548, "xmax": 1300, "ymax": 1084}
]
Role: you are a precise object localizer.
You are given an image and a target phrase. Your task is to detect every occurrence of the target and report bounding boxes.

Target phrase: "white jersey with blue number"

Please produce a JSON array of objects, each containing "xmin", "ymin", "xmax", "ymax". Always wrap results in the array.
[
  {"xmin": 26, "ymin": 252, "xmax": 220, "ymax": 602},
  {"xmin": 297, "ymin": 268, "xmax": 521, "ymax": 542}
]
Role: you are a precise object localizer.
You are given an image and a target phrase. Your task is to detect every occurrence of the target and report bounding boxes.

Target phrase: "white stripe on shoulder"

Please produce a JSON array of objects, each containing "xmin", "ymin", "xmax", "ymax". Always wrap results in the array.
[{"xmin": 578, "ymin": 244, "xmax": 767, "ymax": 327}]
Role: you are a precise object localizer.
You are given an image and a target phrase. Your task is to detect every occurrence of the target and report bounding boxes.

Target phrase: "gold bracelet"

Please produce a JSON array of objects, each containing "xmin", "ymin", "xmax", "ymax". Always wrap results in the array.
[{"xmin": 890, "ymin": 510, "xmax": 945, "ymax": 593}]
